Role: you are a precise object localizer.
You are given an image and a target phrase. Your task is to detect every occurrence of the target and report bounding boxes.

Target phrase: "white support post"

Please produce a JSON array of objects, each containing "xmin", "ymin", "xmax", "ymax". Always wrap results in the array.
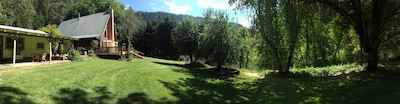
[
  {"xmin": 49, "ymin": 42, "xmax": 52, "ymax": 64},
  {"xmin": 12, "ymin": 39, "xmax": 16, "ymax": 68}
]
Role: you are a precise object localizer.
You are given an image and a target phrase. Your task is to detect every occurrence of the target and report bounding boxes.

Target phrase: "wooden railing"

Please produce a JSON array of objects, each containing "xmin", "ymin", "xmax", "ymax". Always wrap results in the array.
[{"xmin": 93, "ymin": 46, "xmax": 144, "ymax": 56}]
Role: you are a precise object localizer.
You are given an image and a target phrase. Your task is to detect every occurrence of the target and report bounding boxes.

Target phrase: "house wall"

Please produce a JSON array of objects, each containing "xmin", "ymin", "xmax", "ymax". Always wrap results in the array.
[{"xmin": 0, "ymin": 34, "xmax": 50, "ymax": 59}]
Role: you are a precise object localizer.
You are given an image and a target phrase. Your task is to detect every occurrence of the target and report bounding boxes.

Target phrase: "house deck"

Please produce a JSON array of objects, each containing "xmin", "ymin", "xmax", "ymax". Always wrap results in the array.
[{"xmin": 93, "ymin": 46, "xmax": 144, "ymax": 58}]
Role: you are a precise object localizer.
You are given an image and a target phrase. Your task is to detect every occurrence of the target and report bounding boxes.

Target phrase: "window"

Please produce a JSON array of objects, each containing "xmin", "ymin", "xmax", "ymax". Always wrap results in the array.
[
  {"xmin": 6, "ymin": 37, "xmax": 24, "ymax": 50},
  {"xmin": 37, "ymin": 42, "xmax": 44, "ymax": 50}
]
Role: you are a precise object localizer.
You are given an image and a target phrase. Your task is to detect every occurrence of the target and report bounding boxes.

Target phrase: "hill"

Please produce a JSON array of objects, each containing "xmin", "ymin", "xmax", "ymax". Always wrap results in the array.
[{"xmin": 136, "ymin": 11, "xmax": 243, "ymax": 28}]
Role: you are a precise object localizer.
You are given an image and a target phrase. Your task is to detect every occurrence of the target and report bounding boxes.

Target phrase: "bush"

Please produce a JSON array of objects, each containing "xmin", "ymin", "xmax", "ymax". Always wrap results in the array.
[
  {"xmin": 88, "ymin": 49, "xmax": 96, "ymax": 58},
  {"xmin": 126, "ymin": 54, "xmax": 133, "ymax": 61},
  {"xmin": 71, "ymin": 49, "xmax": 83, "ymax": 61}
]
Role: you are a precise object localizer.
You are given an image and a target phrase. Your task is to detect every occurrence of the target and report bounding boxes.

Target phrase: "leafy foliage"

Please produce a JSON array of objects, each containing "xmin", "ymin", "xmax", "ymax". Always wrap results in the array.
[
  {"xmin": 201, "ymin": 9, "xmax": 236, "ymax": 70},
  {"xmin": 38, "ymin": 24, "xmax": 64, "ymax": 37},
  {"xmin": 172, "ymin": 17, "xmax": 200, "ymax": 63},
  {"xmin": 70, "ymin": 49, "xmax": 83, "ymax": 61}
]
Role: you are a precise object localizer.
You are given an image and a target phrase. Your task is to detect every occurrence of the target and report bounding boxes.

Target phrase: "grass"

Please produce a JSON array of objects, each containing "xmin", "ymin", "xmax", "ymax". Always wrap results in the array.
[{"xmin": 0, "ymin": 58, "xmax": 400, "ymax": 104}]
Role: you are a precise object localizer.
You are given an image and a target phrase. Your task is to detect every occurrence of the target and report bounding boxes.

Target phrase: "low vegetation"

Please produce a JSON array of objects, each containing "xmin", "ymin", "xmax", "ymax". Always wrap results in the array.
[{"xmin": 0, "ymin": 58, "xmax": 399, "ymax": 104}]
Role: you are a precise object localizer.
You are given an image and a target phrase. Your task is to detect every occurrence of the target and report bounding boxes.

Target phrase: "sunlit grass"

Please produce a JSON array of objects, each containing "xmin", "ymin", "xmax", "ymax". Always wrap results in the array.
[
  {"xmin": 0, "ymin": 58, "xmax": 399, "ymax": 104},
  {"xmin": 0, "ymin": 58, "xmax": 191, "ymax": 103}
]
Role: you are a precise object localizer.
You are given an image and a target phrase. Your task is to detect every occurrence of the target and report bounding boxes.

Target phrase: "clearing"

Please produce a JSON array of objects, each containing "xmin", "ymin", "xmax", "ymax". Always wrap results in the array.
[{"xmin": 0, "ymin": 58, "xmax": 399, "ymax": 104}]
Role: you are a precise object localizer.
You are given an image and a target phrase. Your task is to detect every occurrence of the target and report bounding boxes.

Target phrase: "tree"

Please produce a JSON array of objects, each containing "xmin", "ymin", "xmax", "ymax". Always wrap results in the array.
[
  {"xmin": 312, "ymin": 0, "xmax": 400, "ymax": 70},
  {"xmin": 172, "ymin": 17, "xmax": 200, "ymax": 63},
  {"xmin": 233, "ymin": 27, "xmax": 253, "ymax": 68},
  {"xmin": 0, "ymin": 0, "xmax": 37, "ymax": 29},
  {"xmin": 202, "ymin": 9, "xmax": 235, "ymax": 70},
  {"xmin": 117, "ymin": 7, "xmax": 142, "ymax": 60},
  {"xmin": 39, "ymin": 24, "xmax": 64, "ymax": 52},
  {"xmin": 230, "ymin": 0, "xmax": 302, "ymax": 74},
  {"xmin": 0, "ymin": 4, "xmax": 4, "ymax": 23}
]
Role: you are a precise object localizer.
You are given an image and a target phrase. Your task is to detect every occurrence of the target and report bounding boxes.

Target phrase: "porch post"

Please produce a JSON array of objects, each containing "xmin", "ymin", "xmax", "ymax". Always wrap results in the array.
[
  {"xmin": 12, "ymin": 39, "xmax": 16, "ymax": 68},
  {"xmin": 49, "ymin": 42, "xmax": 52, "ymax": 64}
]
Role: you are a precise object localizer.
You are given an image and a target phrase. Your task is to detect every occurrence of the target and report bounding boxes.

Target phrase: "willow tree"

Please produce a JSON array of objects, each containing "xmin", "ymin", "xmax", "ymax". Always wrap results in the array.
[
  {"xmin": 313, "ymin": 0, "xmax": 400, "ymax": 70},
  {"xmin": 230, "ymin": 0, "xmax": 301, "ymax": 74}
]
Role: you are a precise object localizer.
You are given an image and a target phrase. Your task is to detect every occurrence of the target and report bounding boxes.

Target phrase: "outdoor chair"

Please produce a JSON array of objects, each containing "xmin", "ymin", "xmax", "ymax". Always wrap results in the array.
[
  {"xmin": 16, "ymin": 52, "xmax": 23, "ymax": 60},
  {"xmin": 32, "ymin": 53, "xmax": 42, "ymax": 62},
  {"xmin": 41, "ymin": 53, "xmax": 47, "ymax": 62},
  {"xmin": 61, "ymin": 54, "xmax": 68, "ymax": 61}
]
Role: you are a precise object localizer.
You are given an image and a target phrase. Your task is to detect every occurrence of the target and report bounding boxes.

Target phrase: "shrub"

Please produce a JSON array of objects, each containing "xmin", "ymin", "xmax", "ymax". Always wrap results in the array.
[
  {"xmin": 126, "ymin": 54, "xmax": 133, "ymax": 61},
  {"xmin": 71, "ymin": 49, "xmax": 83, "ymax": 61},
  {"xmin": 88, "ymin": 49, "xmax": 96, "ymax": 58}
]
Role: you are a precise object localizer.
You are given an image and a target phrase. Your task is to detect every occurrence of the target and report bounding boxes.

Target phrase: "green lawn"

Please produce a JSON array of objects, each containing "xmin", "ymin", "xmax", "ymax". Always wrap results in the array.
[{"xmin": 0, "ymin": 58, "xmax": 399, "ymax": 104}]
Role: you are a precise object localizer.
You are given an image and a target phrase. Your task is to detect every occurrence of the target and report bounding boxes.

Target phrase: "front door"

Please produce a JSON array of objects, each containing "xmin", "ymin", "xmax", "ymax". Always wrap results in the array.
[{"xmin": 0, "ymin": 36, "xmax": 3, "ymax": 59}]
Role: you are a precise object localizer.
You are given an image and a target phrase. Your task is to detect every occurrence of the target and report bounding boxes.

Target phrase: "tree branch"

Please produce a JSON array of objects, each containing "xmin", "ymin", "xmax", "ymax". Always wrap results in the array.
[{"xmin": 314, "ymin": 0, "xmax": 356, "ymax": 26}]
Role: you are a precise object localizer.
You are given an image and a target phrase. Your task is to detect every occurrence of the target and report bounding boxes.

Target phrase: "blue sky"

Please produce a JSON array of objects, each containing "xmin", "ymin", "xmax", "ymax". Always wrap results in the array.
[{"xmin": 119, "ymin": 0, "xmax": 251, "ymax": 27}]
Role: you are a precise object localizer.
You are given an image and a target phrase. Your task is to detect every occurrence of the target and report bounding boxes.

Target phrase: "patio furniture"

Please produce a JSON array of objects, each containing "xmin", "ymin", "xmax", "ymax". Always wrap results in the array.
[
  {"xmin": 61, "ymin": 54, "xmax": 68, "ymax": 61},
  {"xmin": 16, "ymin": 52, "xmax": 23, "ymax": 60},
  {"xmin": 41, "ymin": 53, "xmax": 47, "ymax": 61},
  {"xmin": 32, "ymin": 53, "xmax": 41, "ymax": 62}
]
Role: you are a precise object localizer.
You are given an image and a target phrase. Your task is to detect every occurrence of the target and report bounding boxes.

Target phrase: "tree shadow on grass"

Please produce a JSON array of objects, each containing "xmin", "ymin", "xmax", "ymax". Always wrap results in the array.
[
  {"xmin": 52, "ymin": 87, "xmax": 113, "ymax": 104},
  {"xmin": 157, "ymin": 62, "xmax": 400, "ymax": 103},
  {"xmin": 153, "ymin": 61, "xmax": 239, "ymax": 78},
  {"xmin": 0, "ymin": 86, "xmax": 34, "ymax": 104},
  {"xmin": 52, "ymin": 86, "xmax": 171, "ymax": 104},
  {"xmin": 117, "ymin": 92, "xmax": 173, "ymax": 104}
]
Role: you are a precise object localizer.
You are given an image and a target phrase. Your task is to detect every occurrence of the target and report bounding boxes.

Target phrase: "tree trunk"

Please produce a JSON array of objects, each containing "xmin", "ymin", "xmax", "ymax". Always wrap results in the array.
[
  {"xmin": 127, "ymin": 38, "xmax": 132, "ymax": 60},
  {"xmin": 366, "ymin": 50, "xmax": 379, "ymax": 70},
  {"xmin": 217, "ymin": 62, "xmax": 223, "ymax": 72},
  {"xmin": 189, "ymin": 54, "xmax": 194, "ymax": 64}
]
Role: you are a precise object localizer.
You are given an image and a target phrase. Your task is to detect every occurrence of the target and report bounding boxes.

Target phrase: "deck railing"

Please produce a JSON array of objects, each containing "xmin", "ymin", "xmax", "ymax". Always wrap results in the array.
[{"xmin": 93, "ymin": 46, "xmax": 144, "ymax": 56}]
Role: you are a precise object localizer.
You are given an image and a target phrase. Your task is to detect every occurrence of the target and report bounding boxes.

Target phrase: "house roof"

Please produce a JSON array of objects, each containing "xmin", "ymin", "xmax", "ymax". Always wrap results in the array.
[
  {"xmin": 0, "ymin": 25, "xmax": 47, "ymax": 35},
  {"xmin": 0, "ymin": 25, "xmax": 75, "ymax": 40},
  {"xmin": 57, "ymin": 12, "xmax": 111, "ymax": 39}
]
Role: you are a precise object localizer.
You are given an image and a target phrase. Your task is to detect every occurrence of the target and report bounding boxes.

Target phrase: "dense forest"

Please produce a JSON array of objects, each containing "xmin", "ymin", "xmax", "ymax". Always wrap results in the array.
[{"xmin": 1, "ymin": 0, "xmax": 400, "ymax": 73}]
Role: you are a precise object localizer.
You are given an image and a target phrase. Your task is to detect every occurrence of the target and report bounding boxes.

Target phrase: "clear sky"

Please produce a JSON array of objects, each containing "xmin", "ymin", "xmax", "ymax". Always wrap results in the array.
[{"xmin": 119, "ymin": 0, "xmax": 251, "ymax": 27}]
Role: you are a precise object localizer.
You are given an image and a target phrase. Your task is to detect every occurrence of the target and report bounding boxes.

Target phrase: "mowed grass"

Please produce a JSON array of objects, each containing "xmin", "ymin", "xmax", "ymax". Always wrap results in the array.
[
  {"xmin": 0, "ymin": 58, "xmax": 193, "ymax": 103},
  {"xmin": 0, "ymin": 58, "xmax": 400, "ymax": 104}
]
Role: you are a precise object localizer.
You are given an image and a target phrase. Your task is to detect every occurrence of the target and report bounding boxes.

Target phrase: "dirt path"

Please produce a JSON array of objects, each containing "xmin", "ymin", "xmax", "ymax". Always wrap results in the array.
[{"xmin": 242, "ymin": 71, "xmax": 264, "ymax": 78}]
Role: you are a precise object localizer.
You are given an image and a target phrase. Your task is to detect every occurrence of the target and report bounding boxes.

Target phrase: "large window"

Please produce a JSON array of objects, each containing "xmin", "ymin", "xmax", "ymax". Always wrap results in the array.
[
  {"xmin": 37, "ymin": 42, "xmax": 44, "ymax": 50},
  {"xmin": 6, "ymin": 37, "xmax": 24, "ymax": 50}
]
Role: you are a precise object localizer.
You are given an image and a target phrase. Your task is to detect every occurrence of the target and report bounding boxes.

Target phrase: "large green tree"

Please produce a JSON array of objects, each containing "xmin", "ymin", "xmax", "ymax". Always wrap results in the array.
[
  {"xmin": 39, "ymin": 24, "xmax": 65, "ymax": 54},
  {"xmin": 233, "ymin": 27, "xmax": 254, "ymax": 68},
  {"xmin": 201, "ymin": 9, "xmax": 235, "ymax": 70},
  {"xmin": 230, "ymin": 0, "xmax": 302, "ymax": 74},
  {"xmin": 172, "ymin": 17, "xmax": 200, "ymax": 63},
  {"xmin": 117, "ymin": 7, "xmax": 142, "ymax": 60},
  {"xmin": 313, "ymin": 0, "xmax": 400, "ymax": 70},
  {"xmin": 0, "ymin": 0, "xmax": 36, "ymax": 29}
]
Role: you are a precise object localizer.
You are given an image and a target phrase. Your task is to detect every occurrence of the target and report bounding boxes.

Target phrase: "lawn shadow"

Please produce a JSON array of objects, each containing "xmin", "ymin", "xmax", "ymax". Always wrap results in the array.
[
  {"xmin": 0, "ymin": 86, "xmax": 34, "ymax": 104},
  {"xmin": 53, "ymin": 86, "xmax": 171, "ymax": 104},
  {"xmin": 117, "ymin": 92, "xmax": 173, "ymax": 104},
  {"xmin": 157, "ymin": 63, "xmax": 400, "ymax": 104},
  {"xmin": 52, "ymin": 87, "xmax": 113, "ymax": 104},
  {"xmin": 153, "ymin": 61, "xmax": 239, "ymax": 78},
  {"xmin": 97, "ymin": 55, "xmax": 121, "ymax": 60}
]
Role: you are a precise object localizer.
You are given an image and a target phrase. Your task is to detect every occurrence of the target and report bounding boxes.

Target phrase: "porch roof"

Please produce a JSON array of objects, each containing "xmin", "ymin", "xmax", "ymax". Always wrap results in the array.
[{"xmin": 0, "ymin": 25, "xmax": 76, "ymax": 40}]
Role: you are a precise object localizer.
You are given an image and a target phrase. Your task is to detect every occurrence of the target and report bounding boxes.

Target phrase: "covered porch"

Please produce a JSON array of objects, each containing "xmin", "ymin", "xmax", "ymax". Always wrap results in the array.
[{"xmin": 0, "ymin": 25, "xmax": 75, "ymax": 68}]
